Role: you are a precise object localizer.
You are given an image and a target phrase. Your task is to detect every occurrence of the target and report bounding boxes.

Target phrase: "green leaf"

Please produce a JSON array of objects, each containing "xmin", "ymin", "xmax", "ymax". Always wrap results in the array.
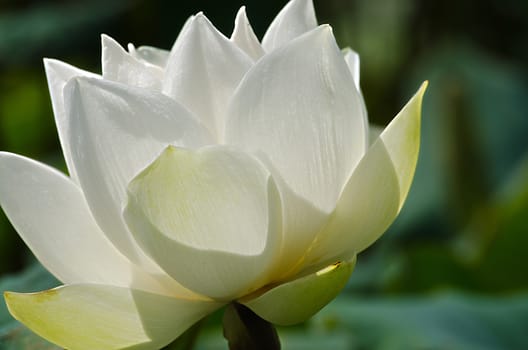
[{"xmin": 312, "ymin": 293, "xmax": 528, "ymax": 349}]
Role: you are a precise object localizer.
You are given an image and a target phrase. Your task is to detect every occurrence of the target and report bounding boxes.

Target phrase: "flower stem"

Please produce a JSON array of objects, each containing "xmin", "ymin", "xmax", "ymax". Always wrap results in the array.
[{"xmin": 222, "ymin": 303, "xmax": 281, "ymax": 350}]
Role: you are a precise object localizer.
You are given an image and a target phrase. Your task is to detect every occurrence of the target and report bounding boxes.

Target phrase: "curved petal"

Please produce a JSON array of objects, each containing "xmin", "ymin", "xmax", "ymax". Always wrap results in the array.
[
  {"xmin": 343, "ymin": 47, "xmax": 369, "ymax": 135},
  {"xmin": 226, "ymin": 25, "xmax": 368, "ymax": 213},
  {"xmin": 0, "ymin": 153, "xmax": 127, "ymax": 286},
  {"xmin": 381, "ymin": 82, "xmax": 428, "ymax": 204},
  {"xmin": 5, "ymin": 284, "xmax": 222, "ymax": 350},
  {"xmin": 253, "ymin": 153, "xmax": 328, "ymax": 281},
  {"xmin": 163, "ymin": 13, "xmax": 253, "ymax": 137},
  {"xmin": 43, "ymin": 58, "xmax": 99, "ymax": 183},
  {"xmin": 302, "ymin": 82, "xmax": 427, "ymax": 267},
  {"xmin": 128, "ymin": 44, "xmax": 170, "ymax": 68},
  {"xmin": 65, "ymin": 77, "xmax": 212, "ymax": 271},
  {"xmin": 342, "ymin": 47, "xmax": 360, "ymax": 91},
  {"xmin": 102, "ymin": 34, "xmax": 164, "ymax": 90},
  {"xmin": 262, "ymin": 0, "xmax": 317, "ymax": 52},
  {"xmin": 0, "ymin": 153, "xmax": 196, "ymax": 297},
  {"xmin": 230, "ymin": 7, "xmax": 265, "ymax": 61},
  {"xmin": 241, "ymin": 256, "xmax": 355, "ymax": 326},
  {"xmin": 124, "ymin": 146, "xmax": 283, "ymax": 300}
]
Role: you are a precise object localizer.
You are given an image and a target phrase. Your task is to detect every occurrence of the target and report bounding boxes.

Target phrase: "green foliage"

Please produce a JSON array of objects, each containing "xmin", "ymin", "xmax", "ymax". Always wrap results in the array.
[{"xmin": 311, "ymin": 293, "xmax": 528, "ymax": 350}]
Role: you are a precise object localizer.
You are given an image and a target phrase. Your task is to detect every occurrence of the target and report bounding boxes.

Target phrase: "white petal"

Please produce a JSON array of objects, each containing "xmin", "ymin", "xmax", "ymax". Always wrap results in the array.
[
  {"xmin": 242, "ymin": 257, "xmax": 355, "ymax": 325},
  {"xmin": 0, "ymin": 153, "xmax": 127, "ymax": 286},
  {"xmin": 230, "ymin": 6, "xmax": 265, "ymax": 61},
  {"xmin": 342, "ymin": 47, "xmax": 369, "ymax": 133},
  {"xmin": 102, "ymin": 34, "xmax": 164, "ymax": 90},
  {"xmin": 124, "ymin": 146, "xmax": 283, "ymax": 300},
  {"xmin": 302, "ymin": 83, "xmax": 427, "ymax": 267},
  {"xmin": 253, "ymin": 154, "xmax": 328, "ymax": 281},
  {"xmin": 43, "ymin": 58, "xmax": 99, "ymax": 183},
  {"xmin": 128, "ymin": 44, "xmax": 170, "ymax": 68},
  {"xmin": 163, "ymin": 13, "xmax": 253, "ymax": 137},
  {"xmin": 65, "ymin": 77, "xmax": 212, "ymax": 271},
  {"xmin": 0, "ymin": 153, "xmax": 197, "ymax": 297},
  {"xmin": 5, "ymin": 284, "xmax": 222, "ymax": 350},
  {"xmin": 262, "ymin": 0, "xmax": 318, "ymax": 52},
  {"xmin": 381, "ymin": 82, "xmax": 428, "ymax": 204},
  {"xmin": 343, "ymin": 47, "xmax": 360, "ymax": 91},
  {"xmin": 226, "ymin": 26, "xmax": 368, "ymax": 213}
]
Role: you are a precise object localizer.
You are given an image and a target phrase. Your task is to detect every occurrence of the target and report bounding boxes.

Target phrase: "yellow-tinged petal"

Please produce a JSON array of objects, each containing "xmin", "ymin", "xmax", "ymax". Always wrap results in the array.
[
  {"xmin": 300, "ymin": 82, "xmax": 428, "ymax": 267},
  {"xmin": 124, "ymin": 146, "xmax": 283, "ymax": 300},
  {"xmin": 240, "ymin": 257, "xmax": 356, "ymax": 326},
  {"xmin": 4, "ymin": 284, "xmax": 222, "ymax": 350},
  {"xmin": 381, "ymin": 81, "xmax": 429, "ymax": 205}
]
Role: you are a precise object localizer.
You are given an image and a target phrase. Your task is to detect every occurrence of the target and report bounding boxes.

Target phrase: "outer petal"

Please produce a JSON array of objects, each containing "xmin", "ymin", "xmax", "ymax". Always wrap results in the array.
[
  {"xmin": 124, "ymin": 146, "xmax": 283, "ymax": 300},
  {"xmin": 43, "ymin": 58, "xmax": 99, "ymax": 183},
  {"xmin": 128, "ymin": 44, "xmax": 170, "ymax": 68},
  {"xmin": 303, "ymin": 82, "xmax": 428, "ymax": 267},
  {"xmin": 343, "ymin": 47, "xmax": 360, "ymax": 91},
  {"xmin": 0, "ymin": 153, "xmax": 145, "ymax": 291},
  {"xmin": 4, "ymin": 285, "xmax": 222, "ymax": 350},
  {"xmin": 226, "ymin": 26, "xmax": 368, "ymax": 213},
  {"xmin": 343, "ymin": 47, "xmax": 369, "ymax": 134},
  {"xmin": 65, "ymin": 77, "xmax": 212, "ymax": 271},
  {"xmin": 230, "ymin": 6, "xmax": 265, "ymax": 61},
  {"xmin": 163, "ymin": 13, "xmax": 253, "ymax": 137},
  {"xmin": 102, "ymin": 34, "xmax": 164, "ymax": 90},
  {"xmin": 253, "ymin": 154, "xmax": 328, "ymax": 281},
  {"xmin": 262, "ymin": 0, "xmax": 317, "ymax": 52},
  {"xmin": 241, "ymin": 257, "xmax": 356, "ymax": 326}
]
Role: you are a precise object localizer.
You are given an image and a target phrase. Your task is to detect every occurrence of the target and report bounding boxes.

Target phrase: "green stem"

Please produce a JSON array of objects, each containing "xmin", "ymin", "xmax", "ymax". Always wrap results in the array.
[{"xmin": 222, "ymin": 303, "xmax": 281, "ymax": 350}]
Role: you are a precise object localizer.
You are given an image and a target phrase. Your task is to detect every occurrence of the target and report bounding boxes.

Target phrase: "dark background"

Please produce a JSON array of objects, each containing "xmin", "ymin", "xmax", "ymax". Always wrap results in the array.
[{"xmin": 0, "ymin": 0, "xmax": 527, "ymax": 348}]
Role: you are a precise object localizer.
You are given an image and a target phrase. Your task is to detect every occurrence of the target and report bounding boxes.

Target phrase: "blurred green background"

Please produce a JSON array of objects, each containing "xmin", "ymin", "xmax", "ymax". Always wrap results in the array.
[{"xmin": 1, "ymin": 0, "xmax": 527, "ymax": 349}]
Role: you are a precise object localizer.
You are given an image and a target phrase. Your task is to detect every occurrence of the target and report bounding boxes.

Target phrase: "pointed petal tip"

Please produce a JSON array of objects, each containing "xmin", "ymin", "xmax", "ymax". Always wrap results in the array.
[
  {"xmin": 307, "ymin": 24, "xmax": 331, "ymax": 36},
  {"xmin": 418, "ymin": 80, "xmax": 429, "ymax": 95},
  {"xmin": 234, "ymin": 6, "xmax": 248, "ymax": 24},
  {"xmin": 42, "ymin": 57, "xmax": 64, "ymax": 71},
  {"xmin": 194, "ymin": 11, "xmax": 206, "ymax": 20},
  {"xmin": 100, "ymin": 33, "xmax": 112, "ymax": 44},
  {"xmin": 4, "ymin": 291, "xmax": 14, "ymax": 314},
  {"xmin": 410, "ymin": 80, "xmax": 428, "ymax": 112},
  {"xmin": 320, "ymin": 23, "xmax": 332, "ymax": 32},
  {"xmin": 310, "ymin": 24, "xmax": 334, "ymax": 43},
  {"xmin": 188, "ymin": 12, "xmax": 214, "ymax": 29},
  {"xmin": 101, "ymin": 34, "xmax": 124, "ymax": 51},
  {"xmin": 236, "ymin": 5, "xmax": 247, "ymax": 15}
]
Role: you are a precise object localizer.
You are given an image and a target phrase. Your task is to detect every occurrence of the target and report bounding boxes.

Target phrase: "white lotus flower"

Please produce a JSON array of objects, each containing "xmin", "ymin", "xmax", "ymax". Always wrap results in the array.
[{"xmin": 0, "ymin": 0, "xmax": 426, "ymax": 349}]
